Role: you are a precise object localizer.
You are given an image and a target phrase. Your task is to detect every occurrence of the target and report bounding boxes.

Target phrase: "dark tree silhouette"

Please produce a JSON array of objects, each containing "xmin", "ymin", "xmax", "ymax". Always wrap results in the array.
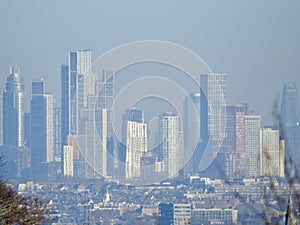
[{"xmin": 0, "ymin": 157, "xmax": 48, "ymax": 224}]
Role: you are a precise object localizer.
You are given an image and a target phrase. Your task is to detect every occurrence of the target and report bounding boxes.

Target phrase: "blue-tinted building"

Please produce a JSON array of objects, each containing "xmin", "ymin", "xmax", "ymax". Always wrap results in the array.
[
  {"xmin": 280, "ymin": 82, "xmax": 300, "ymax": 172},
  {"xmin": 158, "ymin": 203, "xmax": 174, "ymax": 225},
  {"xmin": 3, "ymin": 66, "xmax": 25, "ymax": 147},
  {"xmin": 30, "ymin": 80, "xmax": 54, "ymax": 176}
]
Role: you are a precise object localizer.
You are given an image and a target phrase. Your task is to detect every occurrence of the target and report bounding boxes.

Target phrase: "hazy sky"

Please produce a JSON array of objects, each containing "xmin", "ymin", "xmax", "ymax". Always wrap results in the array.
[{"xmin": 0, "ymin": 0, "xmax": 299, "ymax": 125}]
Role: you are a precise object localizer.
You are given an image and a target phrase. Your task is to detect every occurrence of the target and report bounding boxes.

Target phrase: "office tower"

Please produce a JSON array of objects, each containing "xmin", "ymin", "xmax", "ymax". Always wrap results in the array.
[
  {"xmin": 280, "ymin": 82, "xmax": 300, "ymax": 172},
  {"xmin": 94, "ymin": 69, "xmax": 114, "ymax": 177},
  {"xmin": 30, "ymin": 80, "xmax": 54, "ymax": 175},
  {"xmin": 281, "ymin": 82, "xmax": 299, "ymax": 127},
  {"xmin": 260, "ymin": 128, "xmax": 285, "ymax": 177},
  {"xmin": 125, "ymin": 109, "xmax": 147, "ymax": 179},
  {"xmin": 245, "ymin": 115, "xmax": 261, "ymax": 177},
  {"xmin": 220, "ymin": 105, "xmax": 246, "ymax": 178},
  {"xmin": 183, "ymin": 93, "xmax": 201, "ymax": 174},
  {"xmin": 3, "ymin": 66, "xmax": 25, "ymax": 147},
  {"xmin": 0, "ymin": 88, "xmax": 3, "ymax": 145},
  {"xmin": 61, "ymin": 50, "xmax": 92, "ymax": 175},
  {"xmin": 61, "ymin": 64, "xmax": 69, "ymax": 148},
  {"xmin": 53, "ymin": 107, "xmax": 61, "ymax": 160},
  {"xmin": 79, "ymin": 69, "xmax": 114, "ymax": 178},
  {"xmin": 200, "ymin": 73, "xmax": 227, "ymax": 148},
  {"xmin": 160, "ymin": 113, "xmax": 182, "ymax": 178},
  {"xmin": 69, "ymin": 49, "xmax": 92, "ymax": 135},
  {"xmin": 158, "ymin": 203, "xmax": 174, "ymax": 225},
  {"xmin": 173, "ymin": 204, "xmax": 191, "ymax": 225},
  {"xmin": 63, "ymin": 145, "xmax": 74, "ymax": 177}
]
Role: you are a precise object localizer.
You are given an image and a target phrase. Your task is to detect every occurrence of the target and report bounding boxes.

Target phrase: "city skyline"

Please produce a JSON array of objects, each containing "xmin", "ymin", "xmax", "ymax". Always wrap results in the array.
[
  {"xmin": 1, "ymin": 47, "xmax": 299, "ymax": 183},
  {"xmin": 1, "ymin": 2, "xmax": 300, "ymax": 224}
]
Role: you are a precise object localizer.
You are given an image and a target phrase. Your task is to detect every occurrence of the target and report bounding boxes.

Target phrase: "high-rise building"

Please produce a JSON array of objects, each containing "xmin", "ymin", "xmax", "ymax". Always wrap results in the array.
[
  {"xmin": 61, "ymin": 64, "xmax": 69, "ymax": 148},
  {"xmin": 69, "ymin": 49, "xmax": 92, "ymax": 135},
  {"xmin": 281, "ymin": 82, "xmax": 299, "ymax": 127},
  {"xmin": 94, "ymin": 69, "xmax": 114, "ymax": 177},
  {"xmin": 280, "ymin": 82, "xmax": 300, "ymax": 172},
  {"xmin": 125, "ymin": 109, "xmax": 147, "ymax": 179},
  {"xmin": 3, "ymin": 66, "xmax": 25, "ymax": 147},
  {"xmin": 80, "ymin": 69, "xmax": 114, "ymax": 178},
  {"xmin": 53, "ymin": 107, "xmax": 61, "ymax": 160},
  {"xmin": 61, "ymin": 50, "xmax": 92, "ymax": 175},
  {"xmin": 200, "ymin": 73, "xmax": 227, "ymax": 148},
  {"xmin": 183, "ymin": 93, "xmax": 201, "ymax": 174},
  {"xmin": 30, "ymin": 80, "xmax": 54, "ymax": 175},
  {"xmin": 221, "ymin": 105, "xmax": 246, "ymax": 178},
  {"xmin": 160, "ymin": 113, "xmax": 182, "ymax": 178},
  {"xmin": 63, "ymin": 145, "xmax": 74, "ymax": 177},
  {"xmin": 260, "ymin": 128, "xmax": 285, "ymax": 177},
  {"xmin": 245, "ymin": 115, "xmax": 261, "ymax": 177}
]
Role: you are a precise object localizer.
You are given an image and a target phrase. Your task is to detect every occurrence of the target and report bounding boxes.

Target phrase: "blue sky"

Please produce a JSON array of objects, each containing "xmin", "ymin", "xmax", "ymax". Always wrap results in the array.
[{"xmin": 0, "ymin": 0, "xmax": 300, "ymax": 125}]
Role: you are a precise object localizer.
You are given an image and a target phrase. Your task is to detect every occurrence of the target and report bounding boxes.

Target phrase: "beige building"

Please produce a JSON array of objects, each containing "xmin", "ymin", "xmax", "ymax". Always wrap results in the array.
[{"xmin": 260, "ymin": 128, "xmax": 285, "ymax": 177}]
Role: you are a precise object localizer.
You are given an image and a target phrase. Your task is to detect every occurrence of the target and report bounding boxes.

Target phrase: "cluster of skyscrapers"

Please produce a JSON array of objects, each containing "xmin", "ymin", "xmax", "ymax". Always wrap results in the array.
[{"xmin": 1, "ymin": 49, "xmax": 300, "ymax": 183}]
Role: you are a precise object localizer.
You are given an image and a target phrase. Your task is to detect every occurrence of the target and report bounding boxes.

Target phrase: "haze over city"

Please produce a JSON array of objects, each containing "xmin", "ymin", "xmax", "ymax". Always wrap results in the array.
[{"xmin": 1, "ymin": 1, "xmax": 300, "ymax": 224}]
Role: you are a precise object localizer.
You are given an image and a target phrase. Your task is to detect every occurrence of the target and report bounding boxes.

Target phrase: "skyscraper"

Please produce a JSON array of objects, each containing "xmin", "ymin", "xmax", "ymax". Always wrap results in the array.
[
  {"xmin": 221, "ymin": 105, "xmax": 246, "ymax": 178},
  {"xmin": 61, "ymin": 64, "xmax": 69, "ymax": 148},
  {"xmin": 200, "ymin": 73, "xmax": 227, "ymax": 152},
  {"xmin": 53, "ymin": 107, "xmax": 61, "ymax": 160},
  {"xmin": 30, "ymin": 80, "xmax": 54, "ymax": 175},
  {"xmin": 183, "ymin": 93, "xmax": 201, "ymax": 174},
  {"xmin": 280, "ymin": 82, "xmax": 300, "ymax": 172},
  {"xmin": 3, "ymin": 66, "xmax": 25, "ymax": 147},
  {"xmin": 69, "ymin": 49, "xmax": 92, "ymax": 135},
  {"xmin": 125, "ymin": 109, "xmax": 147, "ymax": 179},
  {"xmin": 244, "ymin": 115, "xmax": 261, "ymax": 177},
  {"xmin": 63, "ymin": 145, "xmax": 74, "ymax": 177},
  {"xmin": 80, "ymin": 69, "xmax": 114, "ymax": 178},
  {"xmin": 95, "ymin": 69, "xmax": 115, "ymax": 176},
  {"xmin": 281, "ymin": 82, "xmax": 299, "ymax": 127},
  {"xmin": 61, "ymin": 50, "xmax": 92, "ymax": 175},
  {"xmin": 160, "ymin": 113, "xmax": 182, "ymax": 178},
  {"xmin": 260, "ymin": 128, "xmax": 285, "ymax": 177}
]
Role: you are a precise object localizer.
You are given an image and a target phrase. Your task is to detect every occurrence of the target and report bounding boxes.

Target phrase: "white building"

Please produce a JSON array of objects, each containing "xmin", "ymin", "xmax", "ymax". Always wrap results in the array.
[
  {"xmin": 260, "ymin": 128, "xmax": 285, "ymax": 177},
  {"xmin": 245, "ymin": 115, "xmax": 261, "ymax": 177},
  {"xmin": 63, "ymin": 145, "xmax": 74, "ymax": 177},
  {"xmin": 45, "ymin": 94, "xmax": 54, "ymax": 162},
  {"xmin": 125, "ymin": 119, "xmax": 147, "ymax": 179},
  {"xmin": 161, "ymin": 113, "xmax": 182, "ymax": 178}
]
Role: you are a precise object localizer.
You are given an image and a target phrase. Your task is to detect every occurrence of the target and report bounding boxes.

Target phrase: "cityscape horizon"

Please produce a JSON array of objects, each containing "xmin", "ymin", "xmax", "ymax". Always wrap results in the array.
[{"xmin": 1, "ymin": 1, "xmax": 300, "ymax": 224}]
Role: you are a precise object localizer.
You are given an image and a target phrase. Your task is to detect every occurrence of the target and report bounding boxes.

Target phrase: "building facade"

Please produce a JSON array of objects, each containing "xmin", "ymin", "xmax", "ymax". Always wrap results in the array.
[
  {"xmin": 260, "ymin": 128, "xmax": 285, "ymax": 177},
  {"xmin": 245, "ymin": 115, "xmax": 261, "ymax": 177},
  {"xmin": 125, "ymin": 109, "xmax": 147, "ymax": 179},
  {"xmin": 30, "ymin": 80, "xmax": 54, "ymax": 175},
  {"xmin": 3, "ymin": 66, "xmax": 25, "ymax": 147},
  {"xmin": 280, "ymin": 82, "xmax": 300, "ymax": 173}
]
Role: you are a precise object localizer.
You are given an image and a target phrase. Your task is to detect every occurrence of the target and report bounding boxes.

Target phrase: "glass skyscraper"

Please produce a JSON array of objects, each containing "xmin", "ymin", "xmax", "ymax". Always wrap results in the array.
[
  {"xmin": 30, "ymin": 80, "xmax": 54, "ymax": 175},
  {"xmin": 3, "ymin": 66, "xmax": 25, "ymax": 147},
  {"xmin": 280, "ymin": 82, "xmax": 300, "ymax": 172}
]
